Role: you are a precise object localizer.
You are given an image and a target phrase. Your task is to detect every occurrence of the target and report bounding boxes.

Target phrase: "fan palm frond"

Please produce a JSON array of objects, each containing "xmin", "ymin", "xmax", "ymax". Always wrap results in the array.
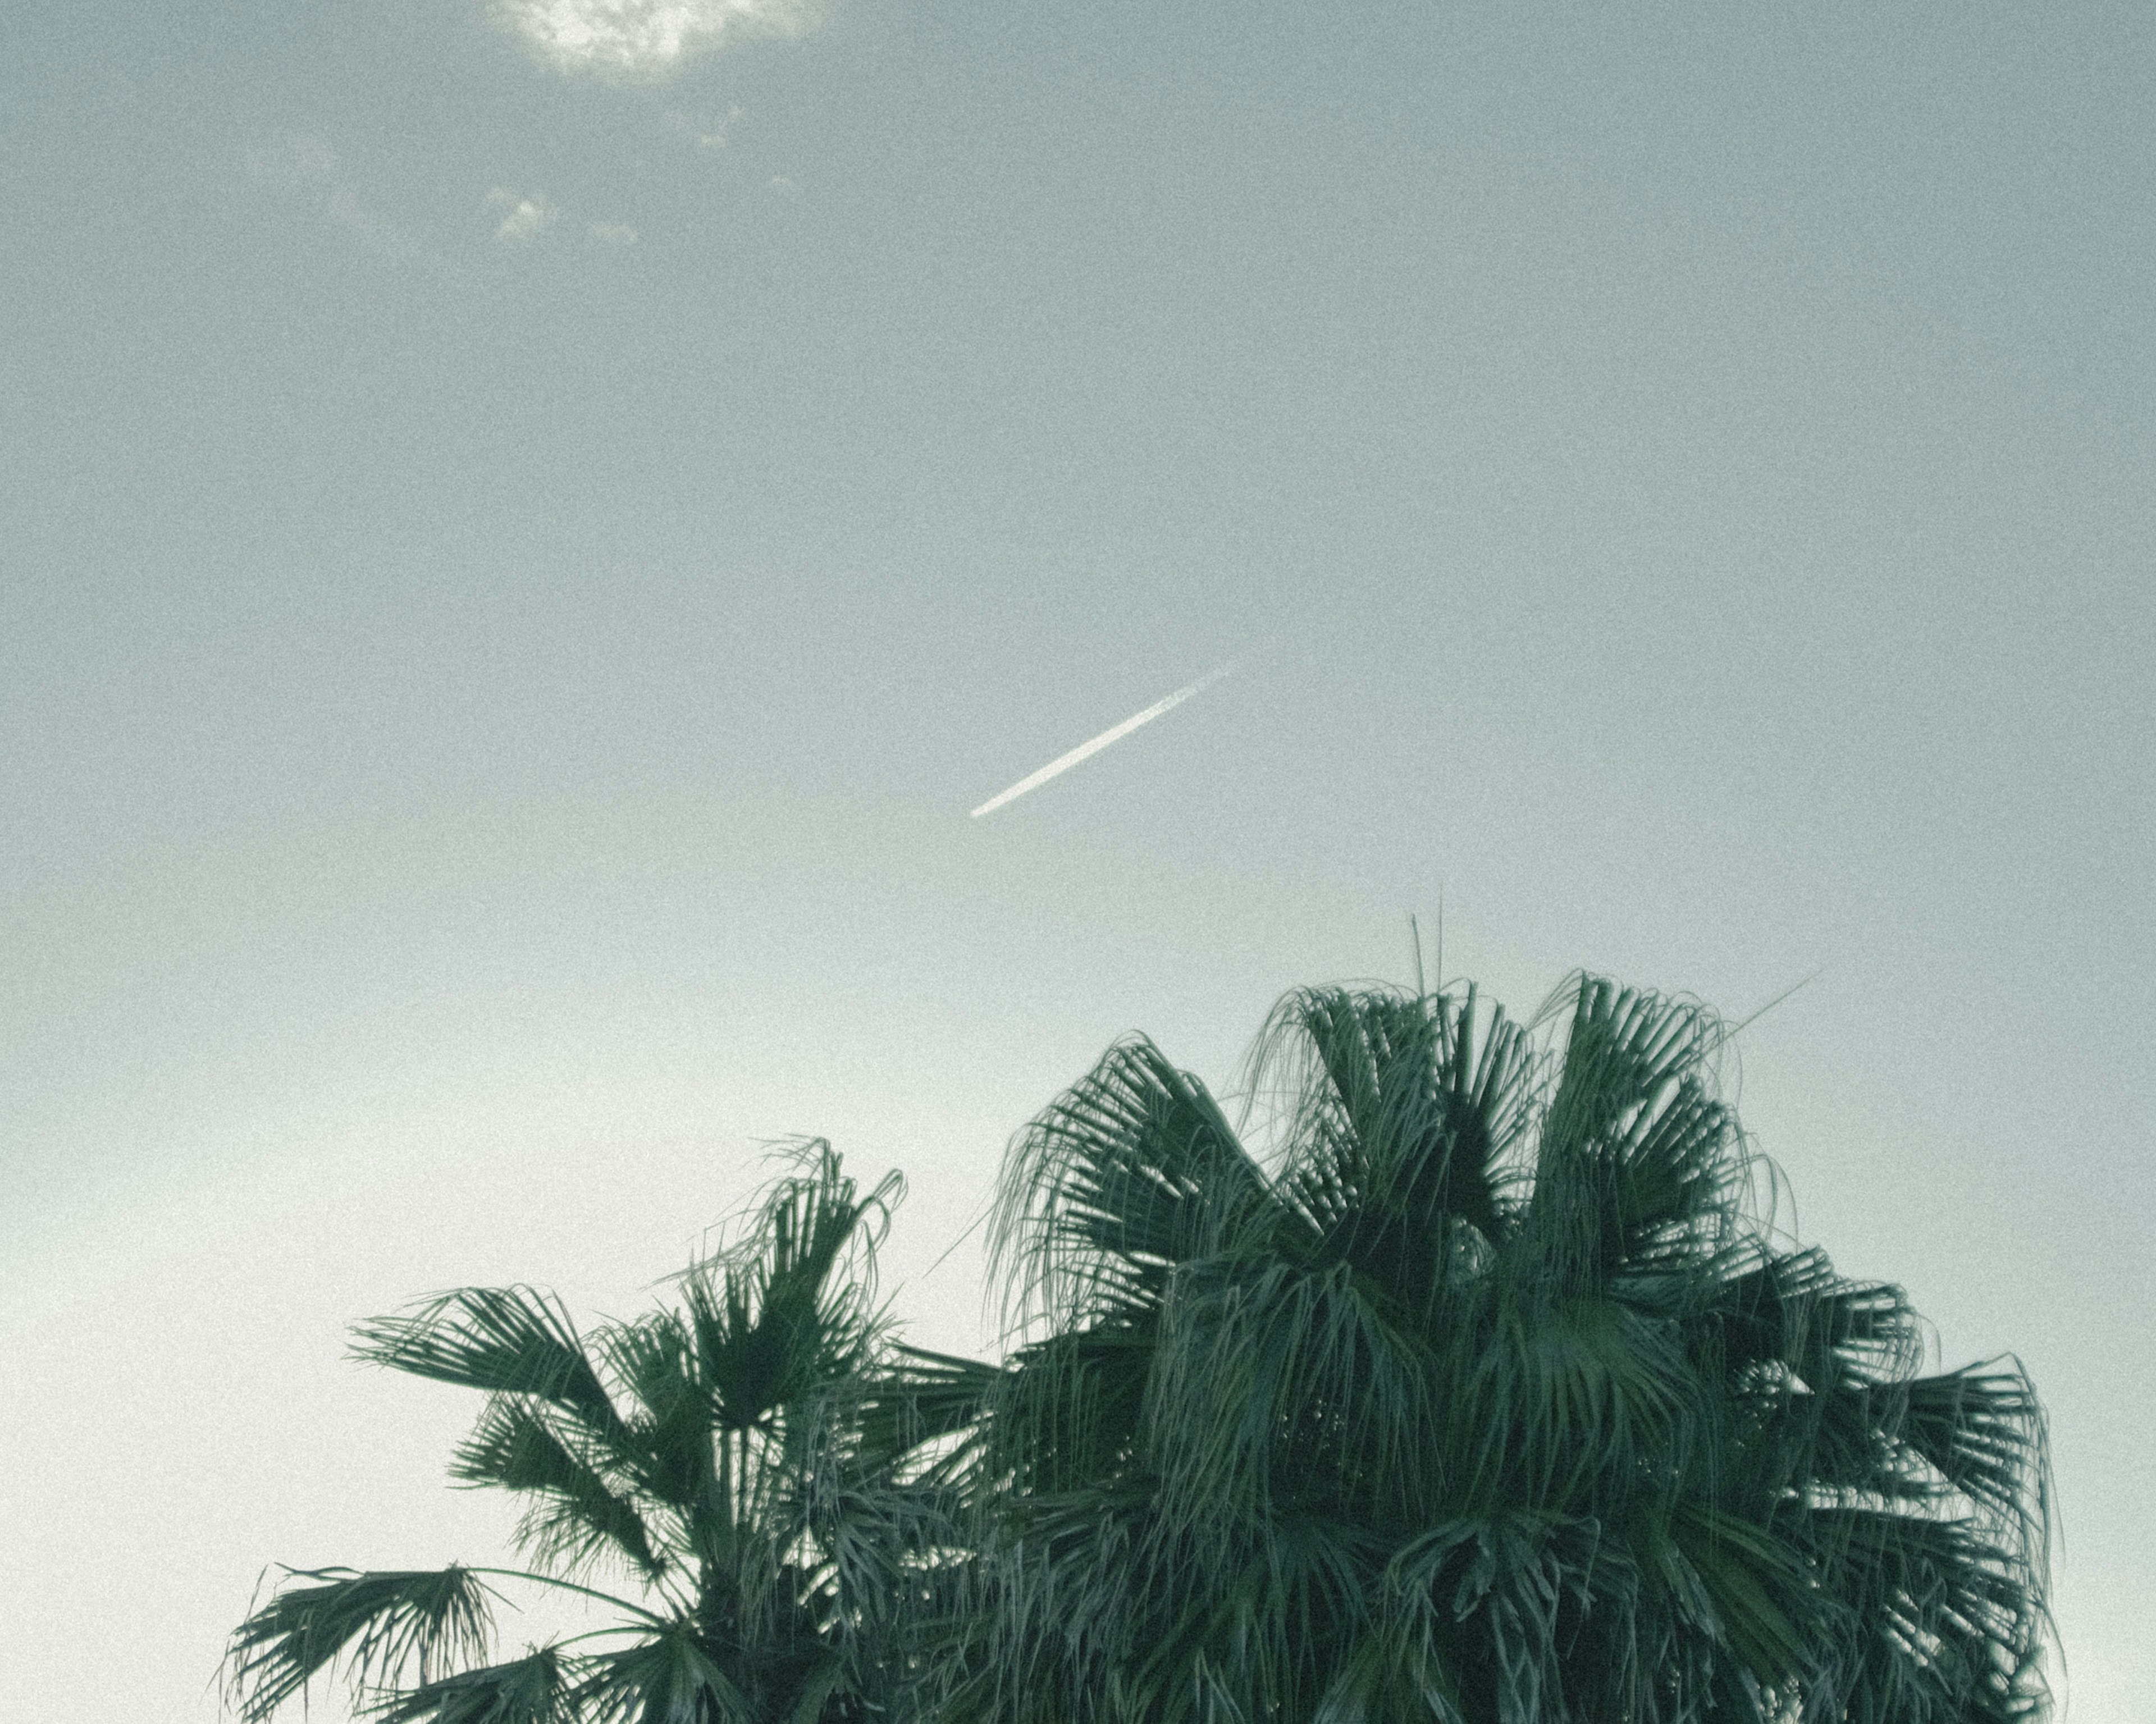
[
  {"xmin": 574, "ymin": 1623, "xmax": 757, "ymax": 1724},
  {"xmin": 355, "ymin": 1288, "xmax": 629, "ymax": 1442},
  {"xmin": 991, "ymin": 1037, "xmax": 1272, "ymax": 1335},
  {"xmin": 226, "ymin": 1566, "xmax": 497, "ymax": 1722},
  {"xmin": 369, "ymin": 1645, "xmax": 577, "ymax": 1724},
  {"xmin": 450, "ymin": 1397, "xmax": 665, "ymax": 1580}
]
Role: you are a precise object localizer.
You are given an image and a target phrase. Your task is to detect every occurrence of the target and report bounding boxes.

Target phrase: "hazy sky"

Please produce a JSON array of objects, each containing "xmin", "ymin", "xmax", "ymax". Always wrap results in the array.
[{"xmin": 3, "ymin": 2, "xmax": 2152, "ymax": 1717}]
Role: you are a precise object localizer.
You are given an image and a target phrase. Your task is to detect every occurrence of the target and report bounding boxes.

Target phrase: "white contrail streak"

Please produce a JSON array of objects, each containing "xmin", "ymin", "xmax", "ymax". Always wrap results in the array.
[{"xmin": 970, "ymin": 661, "xmax": 1239, "ymax": 818}]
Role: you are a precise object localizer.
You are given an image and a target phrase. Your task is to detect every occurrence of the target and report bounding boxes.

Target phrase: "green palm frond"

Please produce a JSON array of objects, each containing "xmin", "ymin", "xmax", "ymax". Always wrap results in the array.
[
  {"xmin": 1257, "ymin": 984, "xmax": 1531, "ymax": 1255},
  {"xmin": 860, "ymin": 1346, "xmax": 1004, "ymax": 1468},
  {"xmin": 1473, "ymin": 1283, "xmax": 1696, "ymax": 1505},
  {"xmin": 587, "ymin": 1310, "xmax": 713, "ymax": 1515},
  {"xmin": 992, "ymin": 1037, "xmax": 1271, "ymax": 1334},
  {"xmin": 575, "ymin": 1623, "xmax": 757, "ymax": 1724},
  {"xmin": 1894, "ymin": 1361, "xmax": 2050, "ymax": 1526},
  {"xmin": 681, "ymin": 1144, "xmax": 900, "ymax": 1434},
  {"xmin": 1664, "ymin": 1501, "xmax": 1810, "ymax": 1688},
  {"xmin": 451, "ymin": 1397, "xmax": 665, "ymax": 1579},
  {"xmin": 1536, "ymin": 976, "xmax": 1715, "ymax": 1161},
  {"xmin": 226, "ymin": 1566, "xmax": 497, "ymax": 1722},
  {"xmin": 1312, "ymin": 1620, "xmax": 1468, "ymax": 1724},
  {"xmin": 354, "ymin": 1288, "xmax": 629, "ymax": 1442},
  {"xmin": 1798, "ymin": 1504, "xmax": 2049, "ymax": 1723},
  {"xmin": 369, "ymin": 1645, "xmax": 577, "ymax": 1724},
  {"xmin": 1524, "ymin": 983, "xmax": 1751, "ymax": 1300},
  {"xmin": 1149, "ymin": 1253, "xmax": 1440, "ymax": 1532}
]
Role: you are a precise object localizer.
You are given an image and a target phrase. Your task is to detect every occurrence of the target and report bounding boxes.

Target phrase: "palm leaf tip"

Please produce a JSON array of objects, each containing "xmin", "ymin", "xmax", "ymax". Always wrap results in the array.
[
  {"xmin": 351, "ymin": 1286, "xmax": 627, "ymax": 1440},
  {"xmin": 223, "ymin": 1565, "xmax": 497, "ymax": 1722}
]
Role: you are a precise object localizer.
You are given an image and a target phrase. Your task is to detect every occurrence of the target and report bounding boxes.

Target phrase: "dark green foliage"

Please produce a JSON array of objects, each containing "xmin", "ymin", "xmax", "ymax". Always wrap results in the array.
[
  {"xmin": 226, "ymin": 1142, "xmax": 947, "ymax": 1724},
  {"xmin": 230, "ymin": 975, "xmax": 2053, "ymax": 1724},
  {"xmin": 227, "ymin": 1567, "xmax": 499, "ymax": 1718},
  {"xmin": 372, "ymin": 1647, "xmax": 573, "ymax": 1723},
  {"xmin": 899, "ymin": 976, "xmax": 2052, "ymax": 1724}
]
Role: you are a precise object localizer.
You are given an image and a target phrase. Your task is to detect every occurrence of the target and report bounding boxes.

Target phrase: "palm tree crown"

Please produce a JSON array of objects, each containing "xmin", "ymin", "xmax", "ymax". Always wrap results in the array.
[
  {"xmin": 910, "ymin": 976, "xmax": 2050, "ymax": 1724},
  {"xmin": 226, "ymin": 1142, "xmax": 937, "ymax": 1724}
]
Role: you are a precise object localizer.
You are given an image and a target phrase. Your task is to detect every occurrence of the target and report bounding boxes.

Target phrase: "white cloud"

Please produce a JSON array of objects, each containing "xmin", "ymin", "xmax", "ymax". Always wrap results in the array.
[
  {"xmin": 488, "ymin": 188, "xmax": 561, "ymax": 243},
  {"xmin": 587, "ymin": 220, "xmax": 640, "ymax": 245},
  {"xmin": 494, "ymin": 0, "xmax": 815, "ymax": 77}
]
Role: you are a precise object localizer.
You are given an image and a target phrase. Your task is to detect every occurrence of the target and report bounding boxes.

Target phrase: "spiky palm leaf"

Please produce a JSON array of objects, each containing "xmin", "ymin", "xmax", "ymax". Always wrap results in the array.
[
  {"xmin": 912, "ymin": 975, "xmax": 2050, "ymax": 1724},
  {"xmin": 227, "ymin": 1142, "xmax": 945, "ymax": 1724}
]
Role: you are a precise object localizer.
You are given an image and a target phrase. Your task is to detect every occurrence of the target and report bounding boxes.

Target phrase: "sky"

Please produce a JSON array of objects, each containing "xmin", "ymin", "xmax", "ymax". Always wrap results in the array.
[{"xmin": 2, "ymin": 1, "xmax": 2153, "ymax": 1716}]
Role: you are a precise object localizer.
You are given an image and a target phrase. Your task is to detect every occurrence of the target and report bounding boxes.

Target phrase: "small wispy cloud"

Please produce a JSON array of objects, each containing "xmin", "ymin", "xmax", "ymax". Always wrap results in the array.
[
  {"xmin": 494, "ymin": 0, "xmax": 815, "ymax": 77},
  {"xmin": 488, "ymin": 188, "xmax": 560, "ymax": 243},
  {"xmin": 245, "ymin": 132, "xmax": 421, "ymax": 262}
]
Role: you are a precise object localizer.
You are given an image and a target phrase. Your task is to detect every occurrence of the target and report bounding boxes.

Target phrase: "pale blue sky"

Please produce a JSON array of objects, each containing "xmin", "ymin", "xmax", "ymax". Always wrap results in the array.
[{"xmin": 3, "ymin": 2, "xmax": 2152, "ymax": 1717}]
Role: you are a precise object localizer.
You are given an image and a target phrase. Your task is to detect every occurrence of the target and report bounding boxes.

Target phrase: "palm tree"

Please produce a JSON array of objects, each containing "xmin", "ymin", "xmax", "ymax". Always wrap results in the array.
[
  {"xmin": 902, "ymin": 976, "xmax": 2052, "ymax": 1724},
  {"xmin": 226, "ymin": 1141, "xmax": 943, "ymax": 1724}
]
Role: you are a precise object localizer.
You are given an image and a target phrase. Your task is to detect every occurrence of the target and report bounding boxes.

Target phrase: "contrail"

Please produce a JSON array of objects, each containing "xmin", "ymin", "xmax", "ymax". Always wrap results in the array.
[{"xmin": 970, "ymin": 661, "xmax": 1239, "ymax": 818}]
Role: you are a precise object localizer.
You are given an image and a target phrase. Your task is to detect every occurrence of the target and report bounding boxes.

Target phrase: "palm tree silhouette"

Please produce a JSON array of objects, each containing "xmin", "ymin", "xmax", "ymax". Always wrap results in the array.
[
  {"xmin": 902, "ymin": 976, "xmax": 2051, "ymax": 1724},
  {"xmin": 226, "ymin": 1142, "xmax": 942, "ymax": 1724}
]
